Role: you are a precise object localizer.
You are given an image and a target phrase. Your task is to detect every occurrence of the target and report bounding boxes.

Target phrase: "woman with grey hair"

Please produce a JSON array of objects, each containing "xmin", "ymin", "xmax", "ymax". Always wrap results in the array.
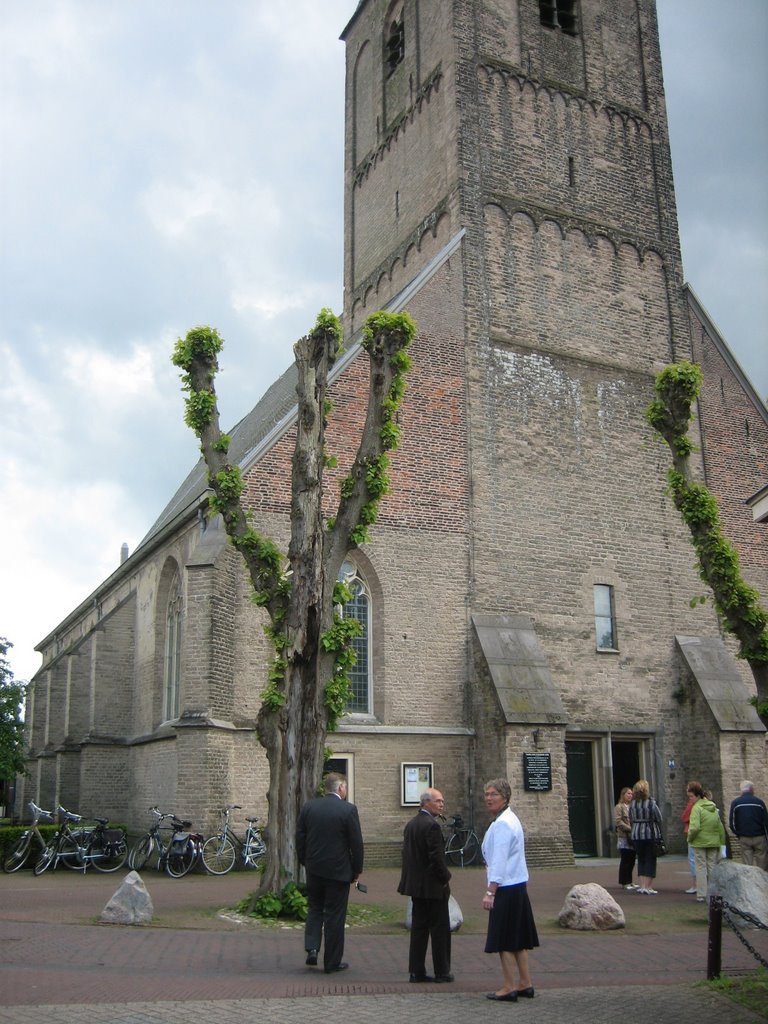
[{"xmin": 481, "ymin": 777, "xmax": 539, "ymax": 1002}]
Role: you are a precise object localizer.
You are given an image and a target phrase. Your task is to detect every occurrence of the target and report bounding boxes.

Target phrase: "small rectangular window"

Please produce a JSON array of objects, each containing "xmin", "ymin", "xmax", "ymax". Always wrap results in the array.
[{"xmin": 594, "ymin": 584, "xmax": 618, "ymax": 651}]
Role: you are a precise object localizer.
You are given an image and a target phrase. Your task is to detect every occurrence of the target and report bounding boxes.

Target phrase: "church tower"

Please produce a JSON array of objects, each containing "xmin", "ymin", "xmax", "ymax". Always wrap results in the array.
[
  {"xmin": 341, "ymin": 0, "xmax": 689, "ymax": 365},
  {"xmin": 339, "ymin": 1, "xmax": 753, "ymax": 862}
]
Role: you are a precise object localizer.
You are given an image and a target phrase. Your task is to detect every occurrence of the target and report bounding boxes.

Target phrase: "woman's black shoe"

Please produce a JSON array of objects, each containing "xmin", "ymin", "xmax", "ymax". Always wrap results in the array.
[
  {"xmin": 517, "ymin": 986, "xmax": 535, "ymax": 998},
  {"xmin": 486, "ymin": 992, "xmax": 518, "ymax": 1001}
]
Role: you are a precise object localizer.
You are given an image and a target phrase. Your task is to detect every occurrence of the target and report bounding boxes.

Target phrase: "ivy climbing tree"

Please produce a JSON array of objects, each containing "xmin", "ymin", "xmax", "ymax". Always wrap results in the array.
[
  {"xmin": 173, "ymin": 309, "xmax": 415, "ymax": 894},
  {"xmin": 646, "ymin": 361, "xmax": 768, "ymax": 720}
]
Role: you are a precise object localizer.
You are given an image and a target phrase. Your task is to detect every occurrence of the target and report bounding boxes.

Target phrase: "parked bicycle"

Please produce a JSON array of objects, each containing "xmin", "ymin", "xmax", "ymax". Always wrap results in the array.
[
  {"xmin": 34, "ymin": 806, "xmax": 128, "ymax": 874},
  {"xmin": 201, "ymin": 805, "xmax": 267, "ymax": 875},
  {"xmin": 128, "ymin": 806, "xmax": 203, "ymax": 878},
  {"xmin": 442, "ymin": 814, "xmax": 481, "ymax": 867},
  {"xmin": 2, "ymin": 802, "xmax": 55, "ymax": 873}
]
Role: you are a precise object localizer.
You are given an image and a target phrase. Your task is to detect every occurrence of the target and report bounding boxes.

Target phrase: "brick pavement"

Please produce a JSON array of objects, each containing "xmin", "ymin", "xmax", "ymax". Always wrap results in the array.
[
  {"xmin": 0, "ymin": 858, "xmax": 765, "ymax": 1022},
  {"xmin": 0, "ymin": 989, "xmax": 762, "ymax": 1024}
]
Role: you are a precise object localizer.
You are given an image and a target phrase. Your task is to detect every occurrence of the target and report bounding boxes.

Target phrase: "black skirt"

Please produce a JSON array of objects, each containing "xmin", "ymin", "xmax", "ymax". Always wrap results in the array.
[{"xmin": 484, "ymin": 882, "xmax": 540, "ymax": 954}]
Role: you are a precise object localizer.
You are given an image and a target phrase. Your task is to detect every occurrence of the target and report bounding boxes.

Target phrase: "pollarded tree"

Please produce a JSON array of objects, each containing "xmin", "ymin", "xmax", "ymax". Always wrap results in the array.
[
  {"xmin": 172, "ymin": 309, "xmax": 415, "ymax": 894},
  {"xmin": 646, "ymin": 361, "xmax": 768, "ymax": 719},
  {"xmin": 0, "ymin": 638, "xmax": 27, "ymax": 784}
]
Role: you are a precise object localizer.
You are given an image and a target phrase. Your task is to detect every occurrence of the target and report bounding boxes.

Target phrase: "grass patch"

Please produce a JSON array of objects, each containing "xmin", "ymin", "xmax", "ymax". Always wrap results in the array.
[
  {"xmin": 701, "ymin": 969, "xmax": 768, "ymax": 1020},
  {"xmin": 224, "ymin": 900, "xmax": 402, "ymax": 931},
  {"xmin": 534, "ymin": 901, "xmax": 712, "ymax": 938},
  {"xmin": 346, "ymin": 902, "xmax": 403, "ymax": 930}
]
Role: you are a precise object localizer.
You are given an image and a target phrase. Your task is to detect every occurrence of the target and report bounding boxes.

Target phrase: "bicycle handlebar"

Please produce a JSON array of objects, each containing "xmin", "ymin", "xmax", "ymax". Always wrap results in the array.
[
  {"xmin": 57, "ymin": 805, "xmax": 82, "ymax": 824},
  {"xmin": 27, "ymin": 801, "xmax": 54, "ymax": 823},
  {"xmin": 150, "ymin": 807, "xmax": 175, "ymax": 822}
]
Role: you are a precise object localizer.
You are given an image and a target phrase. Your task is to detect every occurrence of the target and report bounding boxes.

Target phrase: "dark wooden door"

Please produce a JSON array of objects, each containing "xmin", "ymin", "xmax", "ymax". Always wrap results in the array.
[{"xmin": 566, "ymin": 740, "xmax": 597, "ymax": 857}]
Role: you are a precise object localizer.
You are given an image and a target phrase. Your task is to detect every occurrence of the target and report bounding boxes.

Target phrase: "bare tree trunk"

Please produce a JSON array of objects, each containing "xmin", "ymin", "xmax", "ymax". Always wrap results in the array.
[
  {"xmin": 255, "ymin": 321, "xmax": 338, "ymax": 891},
  {"xmin": 173, "ymin": 311, "xmax": 416, "ymax": 897}
]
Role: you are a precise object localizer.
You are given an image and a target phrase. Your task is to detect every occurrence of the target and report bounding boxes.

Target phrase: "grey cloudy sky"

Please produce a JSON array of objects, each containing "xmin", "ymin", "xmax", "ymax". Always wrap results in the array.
[{"xmin": 1, "ymin": 0, "xmax": 766, "ymax": 684}]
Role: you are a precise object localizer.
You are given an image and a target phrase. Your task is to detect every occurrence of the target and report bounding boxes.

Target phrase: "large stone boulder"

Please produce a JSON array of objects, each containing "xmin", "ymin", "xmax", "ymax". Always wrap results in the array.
[
  {"xmin": 558, "ymin": 882, "xmax": 625, "ymax": 931},
  {"xmin": 100, "ymin": 870, "xmax": 154, "ymax": 925},
  {"xmin": 710, "ymin": 860, "xmax": 768, "ymax": 928},
  {"xmin": 405, "ymin": 895, "xmax": 463, "ymax": 932}
]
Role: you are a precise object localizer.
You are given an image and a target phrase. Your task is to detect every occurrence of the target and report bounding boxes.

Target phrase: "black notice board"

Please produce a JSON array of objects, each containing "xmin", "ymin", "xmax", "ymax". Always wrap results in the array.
[{"xmin": 523, "ymin": 752, "xmax": 552, "ymax": 792}]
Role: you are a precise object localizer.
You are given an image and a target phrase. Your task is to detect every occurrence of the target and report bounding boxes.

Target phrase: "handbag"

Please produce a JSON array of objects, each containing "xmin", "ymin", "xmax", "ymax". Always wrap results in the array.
[{"xmin": 652, "ymin": 823, "xmax": 667, "ymax": 857}]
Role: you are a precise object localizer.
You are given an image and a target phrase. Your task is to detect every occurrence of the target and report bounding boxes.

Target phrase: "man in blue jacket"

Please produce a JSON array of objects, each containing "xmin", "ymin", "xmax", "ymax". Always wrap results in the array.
[
  {"xmin": 297, "ymin": 773, "xmax": 364, "ymax": 973},
  {"xmin": 729, "ymin": 780, "xmax": 768, "ymax": 871},
  {"xmin": 398, "ymin": 788, "xmax": 453, "ymax": 983}
]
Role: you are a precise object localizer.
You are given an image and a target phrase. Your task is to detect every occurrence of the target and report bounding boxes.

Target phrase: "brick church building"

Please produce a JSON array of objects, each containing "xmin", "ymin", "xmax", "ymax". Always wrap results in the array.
[{"xmin": 19, "ymin": 0, "xmax": 767, "ymax": 866}]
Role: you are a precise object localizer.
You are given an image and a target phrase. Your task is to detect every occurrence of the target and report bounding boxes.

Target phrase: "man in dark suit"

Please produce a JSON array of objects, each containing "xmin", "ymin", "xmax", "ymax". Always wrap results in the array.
[
  {"xmin": 398, "ymin": 788, "xmax": 453, "ymax": 982},
  {"xmin": 296, "ymin": 772, "xmax": 364, "ymax": 973}
]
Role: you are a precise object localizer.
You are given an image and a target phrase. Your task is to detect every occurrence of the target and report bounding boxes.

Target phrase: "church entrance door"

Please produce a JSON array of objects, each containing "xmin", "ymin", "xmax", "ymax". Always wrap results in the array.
[{"xmin": 566, "ymin": 740, "xmax": 597, "ymax": 857}]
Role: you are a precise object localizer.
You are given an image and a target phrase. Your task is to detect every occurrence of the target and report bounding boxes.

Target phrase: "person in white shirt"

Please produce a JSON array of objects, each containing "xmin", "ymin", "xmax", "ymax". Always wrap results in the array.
[{"xmin": 481, "ymin": 778, "xmax": 539, "ymax": 1002}]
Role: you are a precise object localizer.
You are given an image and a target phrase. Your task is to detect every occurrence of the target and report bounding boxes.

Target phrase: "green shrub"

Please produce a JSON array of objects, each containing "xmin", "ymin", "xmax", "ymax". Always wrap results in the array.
[
  {"xmin": 236, "ymin": 881, "xmax": 308, "ymax": 921},
  {"xmin": 0, "ymin": 823, "xmax": 58, "ymax": 864}
]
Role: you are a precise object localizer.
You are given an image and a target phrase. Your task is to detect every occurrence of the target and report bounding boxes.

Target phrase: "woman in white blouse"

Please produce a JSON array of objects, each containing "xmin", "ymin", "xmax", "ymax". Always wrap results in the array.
[{"xmin": 481, "ymin": 778, "xmax": 539, "ymax": 1002}]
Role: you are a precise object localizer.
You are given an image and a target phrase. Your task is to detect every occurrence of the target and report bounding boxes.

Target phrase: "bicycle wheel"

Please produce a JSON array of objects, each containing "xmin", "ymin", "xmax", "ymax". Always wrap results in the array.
[
  {"xmin": 202, "ymin": 835, "xmax": 236, "ymax": 875},
  {"xmin": 61, "ymin": 828, "xmax": 90, "ymax": 869},
  {"xmin": 33, "ymin": 840, "xmax": 57, "ymax": 876},
  {"xmin": 129, "ymin": 834, "xmax": 156, "ymax": 871},
  {"xmin": 3, "ymin": 833, "xmax": 32, "ymax": 873},
  {"xmin": 445, "ymin": 829, "xmax": 480, "ymax": 867},
  {"xmin": 242, "ymin": 839, "xmax": 266, "ymax": 868},
  {"xmin": 460, "ymin": 830, "xmax": 480, "ymax": 866},
  {"xmin": 166, "ymin": 838, "xmax": 197, "ymax": 878},
  {"xmin": 89, "ymin": 830, "xmax": 128, "ymax": 872}
]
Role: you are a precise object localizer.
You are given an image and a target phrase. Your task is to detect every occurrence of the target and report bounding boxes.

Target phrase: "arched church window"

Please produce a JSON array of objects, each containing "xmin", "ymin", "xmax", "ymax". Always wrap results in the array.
[
  {"xmin": 386, "ymin": 17, "xmax": 405, "ymax": 77},
  {"xmin": 337, "ymin": 560, "xmax": 372, "ymax": 714},
  {"xmin": 163, "ymin": 573, "xmax": 183, "ymax": 721},
  {"xmin": 539, "ymin": 0, "xmax": 578, "ymax": 35}
]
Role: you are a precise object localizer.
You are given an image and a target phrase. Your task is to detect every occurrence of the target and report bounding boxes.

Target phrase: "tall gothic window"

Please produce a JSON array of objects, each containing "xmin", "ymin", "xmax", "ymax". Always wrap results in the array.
[
  {"xmin": 539, "ymin": 0, "xmax": 578, "ymax": 35},
  {"xmin": 163, "ymin": 574, "xmax": 183, "ymax": 720},
  {"xmin": 386, "ymin": 17, "xmax": 405, "ymax": 77},
  {"xmin": 338, "ymin": 560, "xmax": 371, "ymax": 714}
]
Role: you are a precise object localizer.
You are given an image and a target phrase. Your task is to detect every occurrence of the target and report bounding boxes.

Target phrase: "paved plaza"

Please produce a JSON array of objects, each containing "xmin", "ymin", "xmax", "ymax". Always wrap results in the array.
[{"xmin": 0, "ymin": 857, "xmax": 764, "ymax": 1022}]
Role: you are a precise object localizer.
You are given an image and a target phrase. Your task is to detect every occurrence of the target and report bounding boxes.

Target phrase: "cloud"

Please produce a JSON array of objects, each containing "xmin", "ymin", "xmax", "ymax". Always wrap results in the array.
[
  {"xmin": 140, "ymin": 175, "xmax": 282, "ymax": 243},
  {"xmin": 0, "ymin": 460, "xmax": 142, "ymax": 683}
]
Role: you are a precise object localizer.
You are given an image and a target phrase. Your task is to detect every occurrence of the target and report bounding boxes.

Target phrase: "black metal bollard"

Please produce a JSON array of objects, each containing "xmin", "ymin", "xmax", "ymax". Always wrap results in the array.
[{"xmin": 707, "ymin": 894, "xmax": 723, "ymax": 980}]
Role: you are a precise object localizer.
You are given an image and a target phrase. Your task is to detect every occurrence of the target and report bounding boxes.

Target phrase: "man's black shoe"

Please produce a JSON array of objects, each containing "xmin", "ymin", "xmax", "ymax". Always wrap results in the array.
[
  {"xmin": 305, "ymin": 949, "xmax": 318, "ymax": 966},
  {"xmin": 434, "ymin": 974, "xmax": 454, "ymax": 983},
  {"xmin": 324, "ymin": 962, "xmax": 349, "ymax": 974},
  {"xmin": 409, "ymin": 973, "xmax": 434, "ymax": 982}
]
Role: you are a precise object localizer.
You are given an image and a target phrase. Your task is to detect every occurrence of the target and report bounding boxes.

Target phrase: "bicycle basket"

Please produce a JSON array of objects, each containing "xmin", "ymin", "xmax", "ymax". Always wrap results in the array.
[{"xmin": 449, "ymin": 815, "xmax": 464, "ymax": 828}]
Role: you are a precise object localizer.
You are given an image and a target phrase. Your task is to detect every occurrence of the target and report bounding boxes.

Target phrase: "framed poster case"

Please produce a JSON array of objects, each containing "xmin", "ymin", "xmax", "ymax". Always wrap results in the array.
[{"xmin": 401, "ymin": 762, "xmax": 433, "ymax": 806}]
